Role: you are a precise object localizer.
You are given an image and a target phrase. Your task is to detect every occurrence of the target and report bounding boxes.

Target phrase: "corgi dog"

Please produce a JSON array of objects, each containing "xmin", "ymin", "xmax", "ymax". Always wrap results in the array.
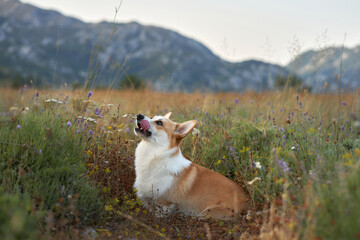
[{"xmin": 134, "ymin": 112, "xmax": 248, "ymax": 220}]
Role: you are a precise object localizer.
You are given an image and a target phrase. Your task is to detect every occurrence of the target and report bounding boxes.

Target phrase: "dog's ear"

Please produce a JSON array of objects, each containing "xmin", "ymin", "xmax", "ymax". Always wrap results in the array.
[
  {"xmin": 174, "ymin": 120, "xmax": 197, "ymax": 139},
  {"xmin": 164, "ymin": 112, "xmax": 172, "ymax": 119}
]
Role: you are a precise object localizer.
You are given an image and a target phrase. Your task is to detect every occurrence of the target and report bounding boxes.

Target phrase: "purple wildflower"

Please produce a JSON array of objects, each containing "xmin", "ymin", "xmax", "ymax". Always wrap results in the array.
[
  {"xmin": 250, "ymin": 100, "xmax": 254, "ymax": 104},
  {"xmin": 340, "ymin": 125, "xmax": 345, "ymax": 131},
  {"xmin": 95, "ymin": 108, "xmax": 101, "ymax": 116},
  {"xmin": 234, "ymin": 98, "xmax": 239, "ymax": 104},
  {"xmin": 88, "ymin": 130, "xmax": 94, "ymax": 135},
  {"xmin": 36, "ymin": 92, "xmax": 39, "ymax": 97},
  {"xmin": 341, "ymin": 101, "xmax": 347, "ymax": 106},
  {"xmin": 87, "ymin": 91, "xmax": 93, "ymax": 98},
  {"xmin": 17, "ymin": 124, "xmax": 21, "ymax": 129},
  {"xmin": 39, "ymin": 149, "xmax": 42, "ymax": 154},
  {"xmin": 125, "ymin": 127, "xmax": 130, "ymax": 134},
  {"xmin": 67, "ymin": 121, "xmax": 72, "ymax": 127},
  {"xmin": 278, "ymin": 158, "xmax": 290, "ymax": 172}
]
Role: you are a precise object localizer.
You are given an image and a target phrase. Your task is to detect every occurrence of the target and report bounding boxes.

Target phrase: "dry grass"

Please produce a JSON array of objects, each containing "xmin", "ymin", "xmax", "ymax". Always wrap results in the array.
[{"xmin": 0, "ymin": 87, "xmax": 359, "ymax": 239}]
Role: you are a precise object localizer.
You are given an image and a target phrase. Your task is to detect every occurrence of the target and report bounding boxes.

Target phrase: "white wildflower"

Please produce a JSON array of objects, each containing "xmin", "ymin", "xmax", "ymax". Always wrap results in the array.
[
  {"xmin": 254, "ymin": 161, "xmax": 262, "ymax": 169},
  {"xmin": 247, "ymin": 177, "xmax": 261, "ymax": 185},
  {"xmin": 44, "ymin": 99, "xmax": 63, "ymax": 104},
  {"xmin": 192, "ymin": 127, "xmax": 200, "ymax": 136}
]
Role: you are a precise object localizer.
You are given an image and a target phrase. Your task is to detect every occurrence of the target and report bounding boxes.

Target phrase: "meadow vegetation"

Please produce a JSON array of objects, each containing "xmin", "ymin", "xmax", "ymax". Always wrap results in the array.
[{"xmin": 0, "ymin": 87, "xmax": 359, "ymax": 239}]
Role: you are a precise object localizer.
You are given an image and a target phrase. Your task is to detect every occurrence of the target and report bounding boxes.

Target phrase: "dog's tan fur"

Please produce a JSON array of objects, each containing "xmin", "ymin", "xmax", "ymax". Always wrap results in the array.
[{"xmin": 151, "ymin": 113, "xmax": 249, "ymax": 219}]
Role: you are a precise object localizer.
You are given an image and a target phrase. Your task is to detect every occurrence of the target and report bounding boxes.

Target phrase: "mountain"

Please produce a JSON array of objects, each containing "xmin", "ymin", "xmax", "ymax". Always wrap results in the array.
[
  {"xmin": 0, "ymin": 0, "xmax": 287, "ymax": 91},
  {"xmin": 287, "ymin": 46, "xmax": 360, "ymax": 92}
]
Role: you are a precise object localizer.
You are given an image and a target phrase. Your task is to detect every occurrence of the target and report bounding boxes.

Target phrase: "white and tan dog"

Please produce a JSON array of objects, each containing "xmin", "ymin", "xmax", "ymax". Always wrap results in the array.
[{"xmin": 134, "ymin": 112, "xmax": 248, "ymax": 220}]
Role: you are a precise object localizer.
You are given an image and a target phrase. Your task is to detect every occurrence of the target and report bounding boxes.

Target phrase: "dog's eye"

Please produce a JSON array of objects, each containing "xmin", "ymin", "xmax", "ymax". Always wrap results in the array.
[{"xmin": 155, "ymin": 120, "xmax": 163, "ymax": 126}]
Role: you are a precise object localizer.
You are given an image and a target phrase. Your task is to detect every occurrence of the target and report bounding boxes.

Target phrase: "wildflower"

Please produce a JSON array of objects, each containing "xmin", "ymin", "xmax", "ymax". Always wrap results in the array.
[
  {"xmin": 216, "ymin": 160, "xmax": 221, "ymax": 165},
  {"xmin": 250, "ymin": 100, "xmax": 254, "ymax": 104},
  {"xmin": 341, "ymin": 101, "xmax": 347, "ymax": 106},
  {"xmin": 88, "ymin": 130, "xmax": 94, "ymax": 135},
  {"xmin": 278, "ymin": 158, "xmax": 290, "ymax": 172},
  {"xmin": 44, "ymin": 99, "xmax": 63, "ymax": 104},
  {"xmin": 291, "ymin": 146, "xmax": 296, "ymax": 150},
  {"xmin": 105, "ymin": 205, "xmax": 113, "ymax": 211},
  {"xmin": 16, "ymin": 124, "xmax": 21, "ymax": 129},
  {"xmin": 228, "ymin": 146, "xmax": 236, "ymax": 155},
  {"xmin": 344, "ymin": 160, "xmax": 353, "ymax": 166},
  {"xmin": 234, "ymin": 98, "xmax": 239, "ymax": 104},
  {"xmin": 39, "ymin": 149, "xmax": 42, "ymax": 154},
  {"xmin": 126, "ymin": 127, "xmax": 130, "ymax": 134},
  {"xmin": 340, "ymin": 125, "xmax": 345, "ymax": 131},
  {"xmin": 254, "ymin": 161, "xmax": 262, "ymax": 169},
  {"xmin": 192, "ymin": 127, "xmax": 200, "ymax": 136},
  {"xmin": 247, "ymin": 177, "xmax": 261, "ymax": 185},
  {"xmin": 95, "ymin": 108, "xmax": 101, "ymax": 116},
  {"xmin": 87, "ymin": 91, "xmax": 93, "ymax": 98},
  {"xmin": 67, "ymin": 121, "xmax": 72, "ymax": 127},
  {"xmin": 36, "ymin": 92, "xmax": 39, "ymax": 97}
]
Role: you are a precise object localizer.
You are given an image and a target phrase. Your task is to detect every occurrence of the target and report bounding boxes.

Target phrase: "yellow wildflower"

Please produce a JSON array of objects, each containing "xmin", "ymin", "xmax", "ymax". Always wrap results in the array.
[
  {"xmin": 355, "ymin": 149, "xmax": 360, "ymax": 156},
  {"xmin": 344, "ymin": 160, "xmax": 353, "ymax": 166},
  {"xmin": 105, "ymin": 204, "xmax": 113, "ymax": 211}
]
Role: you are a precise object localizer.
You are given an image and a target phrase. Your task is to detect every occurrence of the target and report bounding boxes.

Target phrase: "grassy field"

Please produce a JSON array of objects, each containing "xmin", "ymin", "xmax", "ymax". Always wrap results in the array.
[{"xmin": 0, "ymin": 87, "xmax": 359, "ymax": 239}]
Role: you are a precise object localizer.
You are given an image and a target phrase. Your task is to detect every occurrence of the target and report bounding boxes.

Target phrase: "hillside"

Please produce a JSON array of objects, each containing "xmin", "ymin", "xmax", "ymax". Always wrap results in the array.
[
  {"xmin": 287, "ymin": 45, "xmax": 360, "ymax": 92},
  {"xmin": 0, "ymin": 0, "xmax": 287, "ymax": 91}
]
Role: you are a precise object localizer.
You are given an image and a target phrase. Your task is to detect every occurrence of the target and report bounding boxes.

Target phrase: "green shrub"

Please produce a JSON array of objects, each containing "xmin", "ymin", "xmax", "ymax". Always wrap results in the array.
[
  {"xmin": 120, "ymin": 74, "xmax": 146, "ymax": 90},
  {"xmin": 0, "ymin": 190, "xmax": 39, "ymax": 240},
  {"xmin": 0, "ymin": 108, "xmax": 103, "ymax": 225}
]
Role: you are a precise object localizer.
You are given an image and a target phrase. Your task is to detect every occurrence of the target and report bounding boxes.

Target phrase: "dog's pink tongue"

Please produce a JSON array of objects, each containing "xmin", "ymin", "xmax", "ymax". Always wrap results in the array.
[{"xmin": 140, "ymin": 120, "xmax": 150, "ymax": 131}]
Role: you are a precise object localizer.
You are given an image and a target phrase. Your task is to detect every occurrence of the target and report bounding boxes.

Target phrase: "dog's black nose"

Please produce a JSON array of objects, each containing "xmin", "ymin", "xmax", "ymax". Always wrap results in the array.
[{"xmin": 137, "ymin": 114, "xmax": 145, "ymax": 121}]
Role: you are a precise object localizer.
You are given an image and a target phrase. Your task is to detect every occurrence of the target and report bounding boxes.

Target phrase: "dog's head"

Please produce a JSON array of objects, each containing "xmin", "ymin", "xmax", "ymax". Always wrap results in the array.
[{"xmin": 135, "ymin": 112, "xmax": 197, "ymax": 148}]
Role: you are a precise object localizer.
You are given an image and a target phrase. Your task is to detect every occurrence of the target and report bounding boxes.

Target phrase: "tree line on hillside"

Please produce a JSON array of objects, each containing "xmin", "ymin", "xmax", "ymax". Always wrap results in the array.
[{"xmin": 0, "ymin": 66, "xmax": 310, "ymax": 92}]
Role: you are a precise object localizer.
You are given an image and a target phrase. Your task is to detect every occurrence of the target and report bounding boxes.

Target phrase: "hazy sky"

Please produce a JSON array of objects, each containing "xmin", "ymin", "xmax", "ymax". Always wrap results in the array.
[{"xmin": 22, "ymin": 0, "xmax": 360, "ymax": 65}]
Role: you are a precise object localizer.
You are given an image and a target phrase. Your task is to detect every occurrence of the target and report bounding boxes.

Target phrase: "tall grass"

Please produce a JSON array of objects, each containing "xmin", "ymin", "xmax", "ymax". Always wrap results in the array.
[
  {"xmin": 0, "ymin": 87, "xmax": 359, "ymax": 239},
  {"xmin": 0, "ymin": 98, "xmax": 104, "ymax": 237}
]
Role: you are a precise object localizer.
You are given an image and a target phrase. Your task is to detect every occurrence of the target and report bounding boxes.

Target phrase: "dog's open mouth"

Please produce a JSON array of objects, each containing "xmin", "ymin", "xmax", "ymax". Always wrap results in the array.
[{"xmin": 135, "ymin": 120, "xmax": 152, "ymax": 137}]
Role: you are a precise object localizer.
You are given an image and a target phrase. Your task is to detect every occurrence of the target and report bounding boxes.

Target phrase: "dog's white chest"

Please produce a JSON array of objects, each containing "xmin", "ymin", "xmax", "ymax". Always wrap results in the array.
[{"xmin": 134, "ymin": 141, "xmax": 190, "ymax": 202}]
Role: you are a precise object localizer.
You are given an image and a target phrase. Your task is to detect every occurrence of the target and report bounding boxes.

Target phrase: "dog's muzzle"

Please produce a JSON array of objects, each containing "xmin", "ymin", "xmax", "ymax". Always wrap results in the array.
[{"xmin": 135, "ymin": 114, "xmax": 152, "ymax": 137}]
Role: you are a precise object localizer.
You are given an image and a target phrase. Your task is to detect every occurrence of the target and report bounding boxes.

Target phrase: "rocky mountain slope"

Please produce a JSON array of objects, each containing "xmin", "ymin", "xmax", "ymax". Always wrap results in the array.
[
  {"xmin": 0, "ymin": 0, "xmax": 287, "ymax": 91},
  {"xmin": 287, "ymin": 46, "xmax": 360, "ymax": 92}
]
